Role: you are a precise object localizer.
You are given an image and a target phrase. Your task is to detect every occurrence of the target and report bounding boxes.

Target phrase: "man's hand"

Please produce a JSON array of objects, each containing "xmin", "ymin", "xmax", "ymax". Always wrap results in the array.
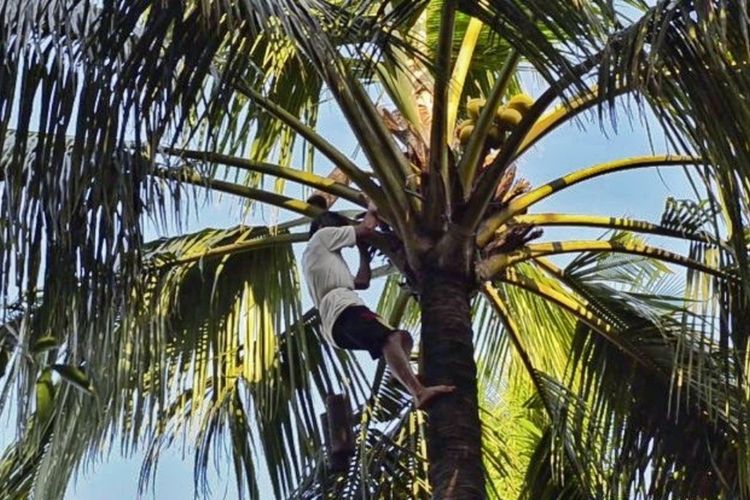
[
  {"xmin": 354, "ymin": 241, "xmax": 374, "ymax": 290},
  {"xmin": 355, "ymin": 198, "xmax": 380, "ymax": 242},
  {"xmin": 357, "ymin": 240, "xmax": 376, "ymax": 261}
]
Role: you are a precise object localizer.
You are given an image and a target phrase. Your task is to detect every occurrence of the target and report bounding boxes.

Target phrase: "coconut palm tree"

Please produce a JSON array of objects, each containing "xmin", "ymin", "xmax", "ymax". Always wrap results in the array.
[{"xmin": 2, "ymin": 0, "xmax": 750, "ymax": 498}]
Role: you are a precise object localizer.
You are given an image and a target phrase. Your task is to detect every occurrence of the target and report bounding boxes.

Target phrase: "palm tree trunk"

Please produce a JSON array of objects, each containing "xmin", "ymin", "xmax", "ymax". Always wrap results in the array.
[{"xmin": 421, "ymin": 270, "xmax": 484, "ymax": 499}]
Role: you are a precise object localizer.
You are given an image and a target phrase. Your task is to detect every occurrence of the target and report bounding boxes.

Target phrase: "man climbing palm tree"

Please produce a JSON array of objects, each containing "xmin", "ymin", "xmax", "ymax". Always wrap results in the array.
[{"xmin": 302, "ymin": 201, "xmax": 454, "ymax": 409}]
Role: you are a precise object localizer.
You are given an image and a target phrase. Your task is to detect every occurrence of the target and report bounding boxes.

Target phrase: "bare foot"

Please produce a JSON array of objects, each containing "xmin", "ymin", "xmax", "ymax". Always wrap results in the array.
[{"xmin": 415, "ymin": 385, "xmax": 455, "ymax": 409}]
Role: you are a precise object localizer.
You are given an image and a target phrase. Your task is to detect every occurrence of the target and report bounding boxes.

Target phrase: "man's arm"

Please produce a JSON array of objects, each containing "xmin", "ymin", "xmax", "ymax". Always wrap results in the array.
[
  {"xmin": 353, "ymin": 242, "xmax": 373, "ymax": 290},
  {"xmin": 353, "ymin": 201, "xmax": 379, "ymax": 243},
  {"xmin": 353, "ymin": 201, "xmax": 378, "ymax": 289}
]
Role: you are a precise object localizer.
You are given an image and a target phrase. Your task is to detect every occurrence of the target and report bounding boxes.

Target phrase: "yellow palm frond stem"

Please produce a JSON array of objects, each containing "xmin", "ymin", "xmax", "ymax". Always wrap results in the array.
[
  {"xmin": 233, "ymin": 81, "xmax": 376, "ymax": 194},
  {"xmin": 514, "ymin": 82, "xmax": 630, "ymax": 160},
  {"xmin": 153, "ymin": 167, "xmax": 320, "ymax": 218},
  {"xmin": 476, "ymin": 155, "xmax": 701, "ymax": 247},
  {"xmin": 506, "ymin": 213, "xmax": 718, "ymax": 244},
  {"xmin": 154, "ymin": 233, "xmax": 308, "ymax": 268},
  {"xmin": 532, "ymin": 256, "xmax": 568, "ymax": 277},
  {"xmin": 447, "ymin": 17, "xmax": 484, "ymax": 138},
  {"xmin": 308, "ymin": 167, "xmax": 355, "ymax": 210},
  {"xmin": 164, "ymin": 149, "xmax": 365, "ymax": 206},
  {"xmin": 489, "ymin": 270, "xmax": 615, "ymax": 334},
  {"xmin": 481, "ymin": 282, "xmax": 561, "ymax": 418},
  {"xmin": 481, "ymin": 283, "xmax": 604, "ymax": 488},
  {"xmin": 476, "ymin": 240, "xmax": 730, "ymax": 282},
  {"xmin": 489, "ymin": 271, "xmax": 662, "ymax": 372},
  {"xmin": 515, "ymin": 86, "xmax": 601, "ymax": 157},
  {"xmin": 414, "ymin": 410, "xmax": 430, "ymax": 495},
  {"xmin": 154, "ymin": 229, "xmax": 408, "ymax": 285}
]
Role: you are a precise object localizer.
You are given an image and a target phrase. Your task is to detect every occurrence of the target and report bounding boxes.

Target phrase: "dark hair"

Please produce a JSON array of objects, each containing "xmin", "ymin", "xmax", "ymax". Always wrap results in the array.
[
  {"xmin": 309, "ymin": 211, "xmax": 350, "ymax": 237},
  {"xmin": 306, "ymin": 194, "xmax": 329, "ymax": 210}
]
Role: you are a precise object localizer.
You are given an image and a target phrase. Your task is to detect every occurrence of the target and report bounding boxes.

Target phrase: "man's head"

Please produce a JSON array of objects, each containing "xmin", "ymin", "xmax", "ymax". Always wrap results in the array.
[{"xmin": 309, "ymin": 211, "xmax": 350, "ymax": 238}]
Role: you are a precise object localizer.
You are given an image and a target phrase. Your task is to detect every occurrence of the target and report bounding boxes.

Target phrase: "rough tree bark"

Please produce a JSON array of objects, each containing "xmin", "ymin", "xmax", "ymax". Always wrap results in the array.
[{"xmin": 419, "ymin": 236, "xmax": 485, "ymax": 499}]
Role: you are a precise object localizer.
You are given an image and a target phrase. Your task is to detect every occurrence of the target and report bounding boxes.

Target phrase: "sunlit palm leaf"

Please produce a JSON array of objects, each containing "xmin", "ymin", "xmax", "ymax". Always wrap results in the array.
[
  {"xmin": 0, "ymin": 225, "xmax": 370, "ymax": 499},
  {"xmin": 547, "ymin": 241, "xmax": 743, "ymax": 497},
  {"xmin": 480, "ymin": 226, "xmax": 746, "ymax": 497}
]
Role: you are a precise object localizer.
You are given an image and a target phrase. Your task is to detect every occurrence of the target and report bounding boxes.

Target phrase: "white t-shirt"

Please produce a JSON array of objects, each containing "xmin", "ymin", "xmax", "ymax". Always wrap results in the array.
[{"xmin": 301, "ymin": 226, "xmax": 365, "ymax": 346}]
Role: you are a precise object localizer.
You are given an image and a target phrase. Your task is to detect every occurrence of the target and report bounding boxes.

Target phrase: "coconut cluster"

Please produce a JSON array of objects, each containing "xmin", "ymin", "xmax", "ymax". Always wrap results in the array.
[{"xmin": 456, "ymin": 93, "xmax": 534, "ymax": 149}]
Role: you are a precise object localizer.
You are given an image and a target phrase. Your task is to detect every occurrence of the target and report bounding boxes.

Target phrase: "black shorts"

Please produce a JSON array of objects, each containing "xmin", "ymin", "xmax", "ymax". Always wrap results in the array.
[{"xmin": 332, "ymin": 305, "xmax": 395, "ymax": 360}]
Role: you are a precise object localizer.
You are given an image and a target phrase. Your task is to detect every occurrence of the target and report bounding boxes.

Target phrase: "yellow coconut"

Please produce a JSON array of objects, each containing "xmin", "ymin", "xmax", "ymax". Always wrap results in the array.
[
  {"xmin": 456, "ymin": 118, "xmax": 474, "ymax": 137},
  {"xmin": 467, "ymin": 98, "xmax": 486, "ymax": 119},
  {"xmin": 507, "ymin": 94, "xmax": 534, "ymax": 113},
  {"xmin": 457, "ymin": 118, "xmax": 475, "ymax": 129},
  {"xmin": 495, "ymin": 104, "xmax": 508, "ymax": 122},
  {"xmin": 459, "ymin": 124, "xmax": 475, "ymax": 145},
  {"xmin": 497, "ymin": 108, "xmax": 523, "ymax": 128}
]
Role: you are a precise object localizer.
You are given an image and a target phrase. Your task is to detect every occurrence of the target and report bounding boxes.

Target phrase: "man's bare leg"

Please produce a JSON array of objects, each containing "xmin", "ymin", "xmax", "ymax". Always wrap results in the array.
[
  {"xmin": 397, "ymin": 330, "xmax": 413, "ymax": 360},
  {"xmin": 396, "ymin": 331, "xmax": 424, "ymax": 383},
  {"xmin": 382, "ymin": 331, "xmax": 454, "ymax": 409}
]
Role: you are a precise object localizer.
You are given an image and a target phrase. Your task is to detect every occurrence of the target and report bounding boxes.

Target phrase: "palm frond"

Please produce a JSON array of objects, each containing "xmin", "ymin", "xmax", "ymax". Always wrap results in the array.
[
  {"xmin": 477, "ymin": 155, "xmax": 700, "ymax": 247},
  {"xmin": 479, "ymin": 267, "xmax": 604, "ymax": 496},
  {"xmin": 511, "ymin": 211, "xmax": 719, "ymax": 245},
  {"xmin": 458, "ymin": 0, "xmax": 617, "ymax": 91},
  {"xmin": 478, "ymin": 238, "xmax": 729, "ymax": 283},
  {"xmin": 129, "ymin": 226, "xmax": 368, "ymax": 498},
  {"xmin": 538, "ymin": 242, "xmax": 744, "ymax": 497},
  {"xmin": 0, "ymin": 225, "xmax": 370, "ymax": 499},
  {"xmin": 475, "ymin": 227, "xmax": 746, "ymax": 497},
  {"xmin": 0, "ymin": 370, "xmax": 56, "ymax": 499},
  {"xmin": 0, "ymin": 0, "xmax": 415, "ymax": 374},
  {"xmin": 162, "ymin": 148, "xmax": 365, "ymax": 206}
]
